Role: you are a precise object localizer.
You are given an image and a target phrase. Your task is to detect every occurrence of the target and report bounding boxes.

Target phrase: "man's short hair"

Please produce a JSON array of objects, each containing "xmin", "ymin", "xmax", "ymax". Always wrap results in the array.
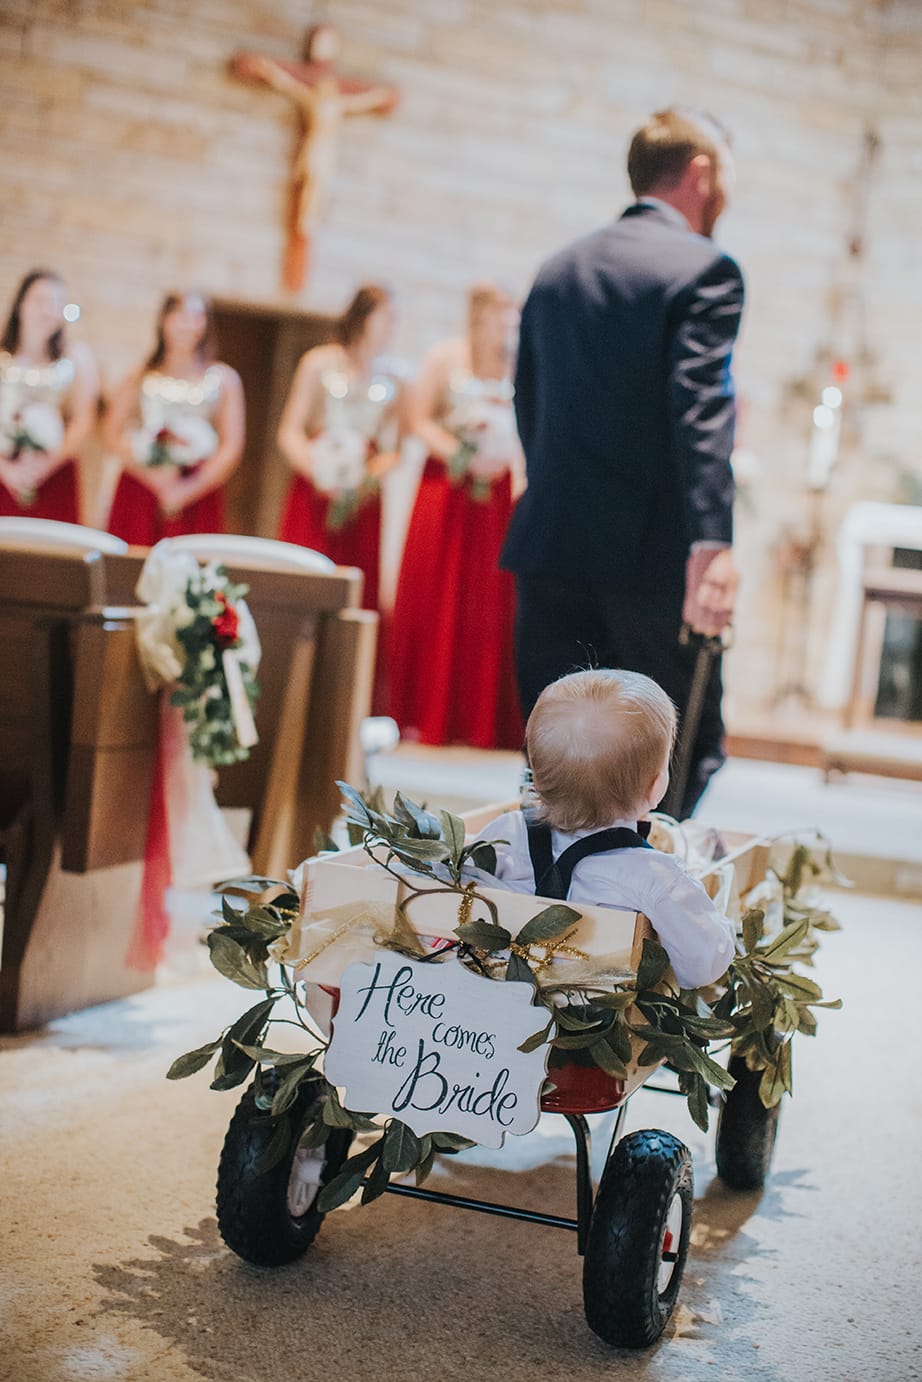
[
  {"xmin": 526, "ymin": 669, "xmax": 677, "ymax": 832},
  {"xmin": 628, "ymin": 107, "xmax": 730, "ymax": 197}
]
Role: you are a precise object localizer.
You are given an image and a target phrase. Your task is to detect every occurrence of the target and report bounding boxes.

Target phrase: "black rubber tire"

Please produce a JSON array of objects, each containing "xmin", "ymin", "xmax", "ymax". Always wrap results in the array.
[
  {"xmin": 216, "ymin": 1073, "xmax": 352, "ymax": 1266},
  {"xmin": 715, "ymin": 1054, "xmax": 781, "ymax": 1191},
  {"xmin": 583, "ymin": 1129, "xmax": 693, "ymax": 1349}
]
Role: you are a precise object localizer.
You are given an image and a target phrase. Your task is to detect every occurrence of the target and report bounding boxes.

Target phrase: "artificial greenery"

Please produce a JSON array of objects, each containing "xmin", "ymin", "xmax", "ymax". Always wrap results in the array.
[
  {"xmin": 169, "ymin": 565, "xmax": 259, "ymax": 768},
  {"xmin": 447, "ymin": 436, "xmax": 492, "ymax": 502},
  {"xmin": 146, "ymin": 425, "xmax": 184, "ymax": 467},
  {"xmin": 169, "ymin": 787, "xmax": 841, "ymax": 1209}
]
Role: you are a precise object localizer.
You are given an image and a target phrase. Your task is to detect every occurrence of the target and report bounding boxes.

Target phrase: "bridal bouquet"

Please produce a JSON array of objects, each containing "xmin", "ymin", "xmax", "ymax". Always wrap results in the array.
[
  {"xmin": 1, "ymin": 401, "xmax": 64, "ymax": 458},
  {"xmin": 311, "ymin": 426, "xmax": 377, "ymax": 533},
  {"xmin": 447, "ymin": 399, "xmax": 519, "ymax": 502},
  {"xmin": 131, "ymin": 414, "xmax": 218, "ymax": 471},
  {"xmin": 311, "ymin": 426, "xmax": 368, "ymax": 494},
  {"xmin": 0, "ymin": 401, "xmax": 65, "ymax": 506}
]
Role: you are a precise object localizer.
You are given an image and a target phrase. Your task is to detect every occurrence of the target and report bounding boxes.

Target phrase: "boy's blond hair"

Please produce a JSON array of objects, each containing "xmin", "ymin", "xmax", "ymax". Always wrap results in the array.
[{"xmin": 526, "ymin": 669, "xmax": 677, "ymax": 832}]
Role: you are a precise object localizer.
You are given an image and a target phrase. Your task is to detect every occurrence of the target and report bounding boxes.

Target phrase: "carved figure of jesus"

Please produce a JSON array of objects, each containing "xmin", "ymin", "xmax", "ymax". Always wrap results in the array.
[{"xmin": 231, "ymin": 25, "xmax": 399, "ymax": 291}]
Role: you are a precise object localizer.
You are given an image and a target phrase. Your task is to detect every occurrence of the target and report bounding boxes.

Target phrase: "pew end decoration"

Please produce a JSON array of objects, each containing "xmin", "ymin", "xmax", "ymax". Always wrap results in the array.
[
  {"xmin": 135, "ymin": 545, "xmax": 260, "ymax": 769},
  {"xmin": 128, "ymin": 544, "xmax": 261, "ymax": 970},
  {"xmin": 169, "ymin": 786, "xmax": 842, "ymax": 1349},
  {"xmin": 169, "ymin": 565, "xmax": 260, "ymax": 768}
]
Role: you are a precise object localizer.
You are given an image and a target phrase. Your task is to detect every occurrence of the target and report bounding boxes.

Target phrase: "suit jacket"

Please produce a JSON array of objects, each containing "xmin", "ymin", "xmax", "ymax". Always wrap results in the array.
[{"xmin": 503, "ymin": 200, "xmax": 744, "ymax": 596}]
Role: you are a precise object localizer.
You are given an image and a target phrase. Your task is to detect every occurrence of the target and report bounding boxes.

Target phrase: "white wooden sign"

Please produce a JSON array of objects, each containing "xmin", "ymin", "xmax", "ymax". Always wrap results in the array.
[{"xmin": 324, "ymin": 953, "xmax": 550, "ymax": 1149}]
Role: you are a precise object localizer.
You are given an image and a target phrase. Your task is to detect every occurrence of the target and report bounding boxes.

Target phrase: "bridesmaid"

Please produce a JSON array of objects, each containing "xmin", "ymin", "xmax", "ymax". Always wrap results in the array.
[
  {"xmin": 104, "ymin": 291, "xmax": 244, "ymax": 544},
  {"xmin": 277, "ymin": 283, "xmax": 402, "ymax": 611},
  {"xmin": 0, "ymin": 268, "xmax": 99, "ymax": 521},
  {"xmin": 389, "ymin": 283, "xmax": 525, "ymax": 750}
]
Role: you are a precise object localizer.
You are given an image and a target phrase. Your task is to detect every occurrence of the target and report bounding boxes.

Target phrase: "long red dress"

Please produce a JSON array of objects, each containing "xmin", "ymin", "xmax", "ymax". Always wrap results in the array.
[
  {"xmin": 0, "ymin": 352, "xmax": 80, "ymax": 522},
  {"xmin": 390, "ymin": 456, "xmax": 524, "ymax": 751},
  {"xmin": 108, "ymin": 475, "xmax": 224, "ymax": 545},
  {"xmin": 107, "ymin": 365, "xmax": 226, "ymax": 545},
  {"xmin": 0, "ymin": 461, "xmax": 79, "ymax": 521},
  {"xmin": 278, "ymin": 363, "xmax": 399, "ymax": 614},
  {"xmin": 279, "ymin": 476, "xmax": 381, "ymax": 611}
]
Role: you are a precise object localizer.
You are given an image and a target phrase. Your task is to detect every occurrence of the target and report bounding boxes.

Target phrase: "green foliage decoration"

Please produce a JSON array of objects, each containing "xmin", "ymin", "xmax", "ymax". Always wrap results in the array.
[
  {"xmin": 169, "ymin": 787, "xmax": 842, "ymax": 1209},
  {"xmin": 447, "ymin": 435, "xmax": 492, "ymax": 502},
  {"xmin": 169, "ymin": 564, "xmax": 259, "ymax": 768}
]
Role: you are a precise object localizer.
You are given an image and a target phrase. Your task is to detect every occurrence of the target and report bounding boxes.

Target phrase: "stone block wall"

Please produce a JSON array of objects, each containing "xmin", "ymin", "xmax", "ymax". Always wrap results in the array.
[{"xmin": 1, "ymin": 0, "xmax": 920, "ymax": 719}]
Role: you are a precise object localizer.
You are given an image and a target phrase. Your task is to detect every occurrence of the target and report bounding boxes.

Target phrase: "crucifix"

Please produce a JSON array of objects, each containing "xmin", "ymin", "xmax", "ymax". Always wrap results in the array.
[{"xmin": 230, "ymin": 25, "xmax": 399, "ymax": 292}]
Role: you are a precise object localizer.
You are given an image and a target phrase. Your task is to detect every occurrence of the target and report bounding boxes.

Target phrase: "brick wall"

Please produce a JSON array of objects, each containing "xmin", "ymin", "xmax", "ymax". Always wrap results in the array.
[{"xmin": 1, "ymin": 0, "xmax": 919, "ymax": 718}]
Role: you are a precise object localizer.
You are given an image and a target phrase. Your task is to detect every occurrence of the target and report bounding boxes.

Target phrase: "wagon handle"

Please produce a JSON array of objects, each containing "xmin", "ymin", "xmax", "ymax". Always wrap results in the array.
[{"xmin": 660, "ymin": 624, "xmax": 731, "ymax": 820}]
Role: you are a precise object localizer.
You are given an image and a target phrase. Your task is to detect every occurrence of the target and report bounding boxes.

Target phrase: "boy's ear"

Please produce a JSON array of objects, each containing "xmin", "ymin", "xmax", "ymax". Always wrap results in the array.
[{"xmin": 650, "ymin": 767, "xmax": 670, "ymax": 809}]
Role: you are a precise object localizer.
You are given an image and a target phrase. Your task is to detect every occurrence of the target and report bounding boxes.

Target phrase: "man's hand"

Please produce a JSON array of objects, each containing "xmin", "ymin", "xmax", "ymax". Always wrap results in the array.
[{"xmin": 683, "ymin": 545, "xmax": 738, "ymax": 637}]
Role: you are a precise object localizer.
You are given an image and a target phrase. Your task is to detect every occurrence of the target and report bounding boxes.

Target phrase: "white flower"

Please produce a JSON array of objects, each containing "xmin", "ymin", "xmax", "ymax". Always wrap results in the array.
[
  {"xmin": 165, "ymin": 415, "xmax": 218, "ymax": 467},
  {"xmin": 311, "ymin": 426, "xmax": 367, "ymax": 494},
  {"xmin": 131, "ymin": 428, "xmax": 157, "ymax": 465},
  {"xmin": 462, "ymin": 400, "xmax": 519, "ymax": 479},
  {"xmin": 171, "ymin": 598, "xmax": 196, "ymax": 630},
  {"xmin": 19, "ymin": 402, "xmax": 65, "ymax": 454},
  {"xmin": 199, "ymin": 646, "xmax": 216, "ymax": 673}
]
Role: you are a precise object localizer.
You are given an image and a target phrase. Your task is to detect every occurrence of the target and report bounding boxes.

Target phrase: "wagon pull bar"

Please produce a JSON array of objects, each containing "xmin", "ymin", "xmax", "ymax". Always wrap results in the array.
[
  {"xmin": 380, "ymin": 1180, "xmax": 580, "ymax": 1235},
  {"xmin": 374, "ymin": 1109, "xmax": 598, "ymax": 1254}
]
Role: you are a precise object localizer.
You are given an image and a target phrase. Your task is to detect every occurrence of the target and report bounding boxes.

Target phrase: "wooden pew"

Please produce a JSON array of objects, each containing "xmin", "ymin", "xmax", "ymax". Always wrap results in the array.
[
  {"xmin": 0, "ymin": 532, "xmax": 376, "ymax": 1032},
  {"xmin": 103, "ymin": 539, "xmax": 377, "ymax": 878},
  {"xmin": 0, "ymin": 544, "xmax": 157, "ymax": 1032}
]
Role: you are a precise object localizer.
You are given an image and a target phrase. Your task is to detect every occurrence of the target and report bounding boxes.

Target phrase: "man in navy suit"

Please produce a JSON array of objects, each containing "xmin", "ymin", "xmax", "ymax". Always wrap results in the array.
[{"xmin": 504, "ymin": 107, "xmax": 744, "ymax": 817}]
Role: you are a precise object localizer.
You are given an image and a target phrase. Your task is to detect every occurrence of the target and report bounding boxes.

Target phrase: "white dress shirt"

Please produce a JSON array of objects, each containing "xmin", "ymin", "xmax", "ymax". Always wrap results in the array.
[{"xmin": 476, "ymin": 811, "xmax": 736, "ymax": 990}]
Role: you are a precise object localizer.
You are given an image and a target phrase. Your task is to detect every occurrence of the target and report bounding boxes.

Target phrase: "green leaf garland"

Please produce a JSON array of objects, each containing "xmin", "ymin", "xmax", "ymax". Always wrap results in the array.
[
  {"xmin": 170, "ymin": 564, "xmax": 259, "ymax": 769},
  {"xmin": 168, "ymin": 787, "xmax": 844, "ymax": 1198}
]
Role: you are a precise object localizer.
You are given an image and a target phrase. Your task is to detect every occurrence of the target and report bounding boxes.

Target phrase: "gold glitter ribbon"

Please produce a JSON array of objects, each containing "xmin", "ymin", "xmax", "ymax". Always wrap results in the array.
[
  {"xmin": 291, "ymin": 898, "xmax": 408, "ymax": 971},
  {"xmin": 510, "ymin": 928, "xmax": 590, "ymax": 975},
  {"xmin": 456, "ymin": 880, "xmax": 478, "ymax": 929},
  {"xmin": 286, "ymin": 876, "xmax": 635, "ymax": 993}
]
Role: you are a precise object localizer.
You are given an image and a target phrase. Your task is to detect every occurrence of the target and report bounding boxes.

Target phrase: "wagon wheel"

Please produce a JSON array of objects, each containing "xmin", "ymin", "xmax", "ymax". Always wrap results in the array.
[
  {"xmin": 216, "ymin": 1070, "xmax": 353, "ymax": 1266},
  {"xmin": 715, "ymin": 1054, "xmax": 781, "ymax": 1191},
  {"xmin": 583, "ymin": 1129, "xmax": 693, "ymax": 1348}
]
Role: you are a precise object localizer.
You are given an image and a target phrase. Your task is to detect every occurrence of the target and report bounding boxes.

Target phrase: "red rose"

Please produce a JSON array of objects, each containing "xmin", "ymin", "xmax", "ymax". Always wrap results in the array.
[{"xmin": 211, "ymin": 592, "xmax": 240, "ymax": 649}]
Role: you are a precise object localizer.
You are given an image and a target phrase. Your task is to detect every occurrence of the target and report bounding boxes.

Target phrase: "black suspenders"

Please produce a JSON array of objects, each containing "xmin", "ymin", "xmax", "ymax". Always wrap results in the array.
[{"xmin": 525, "ymin": 818, "xmax": 652, "ymax": 901}]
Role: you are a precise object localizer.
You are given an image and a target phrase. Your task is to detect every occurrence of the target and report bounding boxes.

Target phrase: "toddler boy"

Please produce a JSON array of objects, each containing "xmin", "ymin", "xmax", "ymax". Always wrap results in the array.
[{"xmin": 477, "ymin": 669, "xmax": 735, "ymax": 989}]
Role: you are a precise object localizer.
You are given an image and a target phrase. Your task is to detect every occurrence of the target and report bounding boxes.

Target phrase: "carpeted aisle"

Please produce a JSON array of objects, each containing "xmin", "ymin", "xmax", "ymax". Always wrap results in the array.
[{"xmin": 1, "ymin": 890, "xmax": 921, "ymax": 1382}]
